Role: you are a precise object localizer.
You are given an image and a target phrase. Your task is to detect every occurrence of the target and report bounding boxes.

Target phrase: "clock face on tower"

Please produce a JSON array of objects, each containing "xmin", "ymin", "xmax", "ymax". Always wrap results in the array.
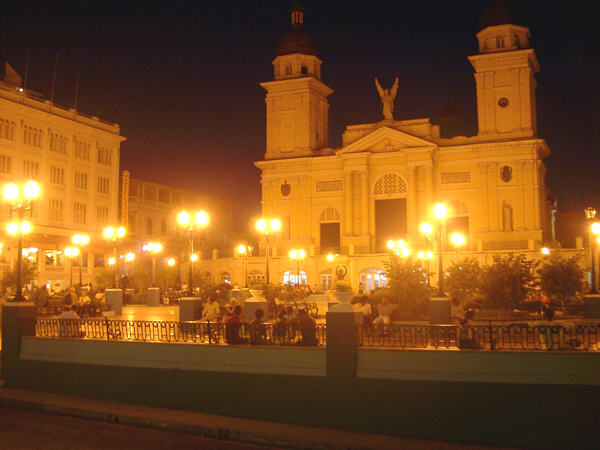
[{"xmin": 498, "ymin": 97, "xmax": 509, "ymax": 108}]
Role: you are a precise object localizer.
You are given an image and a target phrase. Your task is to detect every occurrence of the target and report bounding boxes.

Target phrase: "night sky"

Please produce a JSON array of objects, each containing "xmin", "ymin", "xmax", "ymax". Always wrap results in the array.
[{"xmin": 1, "ymin": 1, "xmax": 598, "ymax": 231}]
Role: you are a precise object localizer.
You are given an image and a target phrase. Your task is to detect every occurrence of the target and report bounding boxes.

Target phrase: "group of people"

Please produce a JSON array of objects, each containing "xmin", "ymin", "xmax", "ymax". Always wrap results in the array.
[
  {"xmin": 353, "ymin": 296, "xmax": 397, "ymax": 327},
  {"xmin": 59, "ymin": 285, "xmax": 107, "ymax": 319},
  {"xmin": 199, "ymin": 296, "xmax": 319, "ymax": 346}
]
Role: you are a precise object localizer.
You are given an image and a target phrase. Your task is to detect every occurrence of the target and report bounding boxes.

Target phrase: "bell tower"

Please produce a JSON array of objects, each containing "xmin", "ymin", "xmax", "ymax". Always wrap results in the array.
[
  {"xmin": 260, "ymin": 4, "xmax": 333, "ymax": 160},
  {"xmin": 468, "ymin": 0, "xmax": 539, "ymax": 137}
]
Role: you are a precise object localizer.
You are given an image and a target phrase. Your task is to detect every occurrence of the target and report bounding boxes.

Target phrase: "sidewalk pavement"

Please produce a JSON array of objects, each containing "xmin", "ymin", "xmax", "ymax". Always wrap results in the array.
[{"xmin": 0, "ymin": 386, "xmax": 508, "ymax": 450}]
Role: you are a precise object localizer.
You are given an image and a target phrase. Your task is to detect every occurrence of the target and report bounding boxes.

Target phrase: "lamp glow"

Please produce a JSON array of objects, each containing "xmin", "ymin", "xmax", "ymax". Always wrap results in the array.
[
  {"xmin": 418, "ymin": 251, "xmax": 425, "ymax": 259},
  {"xmin": 420, "ymin": 222, "xmax": 433, "ymax": 235},
  {"xmin": 327, "ymin": 253, "xmax": 334, "ymax": 262},
  {"xmin": 7, "ymin": 222, "xmax": 19, "ymax": 234},
  {"xmin": 450, "ymin": 232, "xmax": 466, "ymax": 247},
  {"xmin": 167, "ymin": 258, "xmax": 176, "ymax": 266},
  {"xmin": 3, "ymin": 183, "xmax": 19, "ymax": 201},
  {"xmin": 400, "ymin": 248, "xmax": 411, "ymax": 257},
  {"xmin": 386, "ymin": 240, "xmax": 395, "ymax": 250},
  {"xmin": 195, "ymin": 210, "xmax": 209, "ymax": 227},
  {"xmin": 125, "ymin": 252, "xmax": 135, "ymax": 262},
  {"xmin": 190, "ymin": 253, "xmax": 198, "ymax": 262},
  {"xmin": 103, "ymin": 227, "xmax": 115, "ymax": 239},
  {"xmin": 255, "ymin": 219, "xmax": 266, "ymax": 232},
  {"xmin": 270, "ymin": 218, "xmax": 281, "ymax": 232},
  {"xmin": 433, "ymin": 203, "xmax": 447, "ymax": 219},
  {"xmin": 541, "ymin": 247, "xmax": 550, "ymax": 255},
  {"xmin": 19, "ymin": 221, "xmax": 31, "ymax": 234},
  {"xmin": 23, "ymin": 180, "xmax": 40, "ymax": 199},
  {"xmin": 289, "ymin": 249, "xmax": 297, "ymax": 259},
  {"xmin": 178, "ymin": 211, "xmax": 190, "ymax": 226},
  {"xmin": 108, "ymin": 257, "xmax": 116, "ymax": 266},
  {"xmin": 591, "ymin": 222, "xmax": 600, "ymax": 235},
  {"xmin": 298, "ymin": 249, "xmax": 306, "ymax": 259},
  {"xmin": 237, "ymin": 244, "xmax": 247, "ymax": 255}
]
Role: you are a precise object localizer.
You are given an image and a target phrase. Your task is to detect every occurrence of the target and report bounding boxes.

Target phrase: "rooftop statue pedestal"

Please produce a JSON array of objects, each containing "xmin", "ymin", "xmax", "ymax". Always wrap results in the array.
[
  {"xmin": 243, "ymin": 289, "xmax": 269, "ymax": 322},
  {"xmin": 147, "ymin": 287, "xmax": 160, "ymax": 306},
  {"xmin": 179, "ymin": 297, "xmax": 202, "ymax": 322},
  {"xmin": 105, "ymin": 289, "xmax": 123, "ymax": 316}
]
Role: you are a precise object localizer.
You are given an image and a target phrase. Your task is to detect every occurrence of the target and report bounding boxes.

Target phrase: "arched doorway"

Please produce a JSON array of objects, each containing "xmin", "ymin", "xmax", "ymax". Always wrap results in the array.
[
  {"xmin": 360, "ymin": 268, "xmax": 387, "ymax": 292},
  {"xmin": 373, "ymin": 173, "xmax": 408, "ymax": 252},
  {"xmin": 283, "ymin": 270, "xmax": 307, "ymax": 286},
  {"xmin": 319, "ymin": 207, "xmax": 340, "ymax": 254}
]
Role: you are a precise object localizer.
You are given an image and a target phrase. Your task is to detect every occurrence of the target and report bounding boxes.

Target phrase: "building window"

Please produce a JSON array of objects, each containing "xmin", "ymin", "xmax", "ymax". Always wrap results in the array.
[
  {"xmin": 285, "ymin": 65, "xmax": 292, "ymax": 75},
  {"xmin": 97, "ymin": 145, "xmax": 112, "ymax": 165},
  {"xmin": 97, "ymin": 177, "xmax": 110, "ymax": 194},
  {"xmin": 496, "ymin": 35, "xmax": 504, "ymax": 48},
  {"xmin": 97, "ymin": 206, "xmax": 109, "ymax": 226},
  {"xmin": 50, "ymin": 132, "xmax": 68, "ymax": 154},
  {"xmin": 48, "ymin": 198, "xmax": 64, "ymax": 222},
  {"xmin": 283, "ymin": 270, "xmax": 307, "ymax": 286},
  {"xmin": 128, "ymin": 212, "xmax": 136, "ymax": 232},
  {"xmin": 23, "ymin": 160, "xmax": 39, "ymax": 179},
  {"xmin": 50, "ymin": 166, "xmax": 65, "ymax": 185},
  {"xmin": 24, "ymin": 126, "xmax": 42, "ymax": 146},
  {"xmin": 301, "ymin": 65, "xmax": 307, "ymax": 74},
  {"xmin": 0, "ymin": 154, "xmax": 12, "ymax": 174},
  {"xmin": 74, "ymin": 138, "xmax": 91, "ymax": 160},
  {"xmin": 0, "ymin": 119, "xmax": 15, "ymax": 140},
  {"xmin": 94, "ymin": 254, "xmax": 105, "ymax": 268},
  {"xmin": 514, "ymin": 34, "xmax": 521, "ymax": 48},
  {"xmin": 74, "ymin": 172, "xmax": 88, "ymax": 190},
  {"xmin": 360, "ymin": 268, "xmax": 387, "ymax": 292},
  {"xmin": 74, "ymin": 202, "xmax": 87, "ymax": 224}
]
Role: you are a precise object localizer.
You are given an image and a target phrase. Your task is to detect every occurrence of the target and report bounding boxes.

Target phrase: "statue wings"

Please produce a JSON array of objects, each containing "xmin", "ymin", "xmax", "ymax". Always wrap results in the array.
[
  {"xmin": 390, "ymin": 76, "xmax": 399, "ymax": 98},
  {"xmin": 374, "ymin": 77, "xmax": 384, "ymax": 98}
]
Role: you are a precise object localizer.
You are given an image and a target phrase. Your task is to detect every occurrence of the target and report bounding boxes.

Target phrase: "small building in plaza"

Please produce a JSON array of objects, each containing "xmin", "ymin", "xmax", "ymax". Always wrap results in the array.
[{"xmin": 0, "ymin": 62, "xmax": 124, "ymax": 289}]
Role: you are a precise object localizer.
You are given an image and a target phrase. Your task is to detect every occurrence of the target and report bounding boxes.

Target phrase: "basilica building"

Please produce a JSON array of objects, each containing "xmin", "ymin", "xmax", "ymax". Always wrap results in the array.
[{"xmin": 248, "ymin": 3, "xmax": 552, "ymax": 289}]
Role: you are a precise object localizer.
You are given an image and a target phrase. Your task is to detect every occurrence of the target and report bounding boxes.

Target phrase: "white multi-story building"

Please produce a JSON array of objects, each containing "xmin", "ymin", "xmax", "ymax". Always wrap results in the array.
[{"xmin": 0, "ymin": 62, "xmax": 124, "ymax": 289}]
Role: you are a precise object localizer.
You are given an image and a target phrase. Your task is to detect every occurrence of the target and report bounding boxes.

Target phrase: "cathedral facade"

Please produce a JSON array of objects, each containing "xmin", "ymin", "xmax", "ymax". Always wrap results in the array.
[{"xmin": 251, "ymin": 4, "xmax": 552, "ymax": 289}]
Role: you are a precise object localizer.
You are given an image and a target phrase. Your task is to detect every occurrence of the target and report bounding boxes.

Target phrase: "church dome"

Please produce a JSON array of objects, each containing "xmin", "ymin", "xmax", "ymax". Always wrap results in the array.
[
  {"xmin": 276, "ymin": 4, "xmax": 318, "ymax": 57},
  {"xmin": 478, "ymin": 0, "xmax": 525, "ymax": 31}
]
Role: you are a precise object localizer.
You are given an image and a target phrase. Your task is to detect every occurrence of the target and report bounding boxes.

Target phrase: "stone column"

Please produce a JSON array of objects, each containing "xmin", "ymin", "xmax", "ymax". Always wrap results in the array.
[
  {"xmin": 478, "ymin": 163, "xmax": 489, "ymax": 231},
  {"xmin": 407, "ymin": 166, "xmax": 417, "ymax": 234},
  {"xmin": 360, "ymin": 172, "xmax": 369, "ymax": 235},
  {"xmin": 515, "ymin": 161, "xmax": 525, "ymax": 230},
  {"xmin": 488, "ymin": 163, "xmax": 499, "ymax": 231},
  {"xmin": 1, "ymin": 302, "xmax": 37, "ymax": 387},
  {"xmin": 344, "ymin": 171, "xmax": 353, "ymax": 235},
  {"xmin": 425, "ymin": 165, "xmax": 434, "ymax": 210}
]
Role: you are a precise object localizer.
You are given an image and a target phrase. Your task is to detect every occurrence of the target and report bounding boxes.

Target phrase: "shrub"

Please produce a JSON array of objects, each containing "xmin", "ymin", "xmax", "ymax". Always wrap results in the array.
[
  {"xmin": 480, "ymin": 254, "xmax": 538, "ymax": 310},
  {"xmin": 537, "ymin": 254, "xmax": 584, "ymax": 307},
  {"xmin": 384, "ymin": 256, "xmax": 431, "ymax": 320},
  {"xmin": 446, "ymin": 258, "xmax": 482, "ymax": 305}
]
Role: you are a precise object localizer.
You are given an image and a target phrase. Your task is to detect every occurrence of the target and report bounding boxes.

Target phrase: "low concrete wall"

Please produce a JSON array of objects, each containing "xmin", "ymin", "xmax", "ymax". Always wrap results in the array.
[
  {"xmin": 20, "ymin": 338, "xmax": 326, "ymax": 376},
  {"xmin": 358, "ymin": 348, "xmax": 600, "ymax": 385}
]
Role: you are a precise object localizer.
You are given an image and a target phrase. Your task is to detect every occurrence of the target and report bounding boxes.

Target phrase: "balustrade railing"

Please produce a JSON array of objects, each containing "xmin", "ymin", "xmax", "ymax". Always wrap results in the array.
[
  {"xmin": 357, "ymin": 323, "xmax": 600, "ymax": 351},
  {"xmin": 21, "ymin": 318, "xmax": 327, "ymax": 346}
]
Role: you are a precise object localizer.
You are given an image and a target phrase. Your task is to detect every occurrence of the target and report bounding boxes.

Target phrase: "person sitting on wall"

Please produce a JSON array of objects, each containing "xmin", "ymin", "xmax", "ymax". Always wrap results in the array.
[
  {"xmin": 249, "ymin": 308, "xmax": 267, "ymax": 345},
  {"xmin": 224, "ymin": 298, "xmax": 237, "ymax": 321},
  {"xmin": 225, "ymin": 305, "xmax": 248, "ymax": 345},
  {"xmin": 57, "ymin": 304, "xmax": 83, "ymax": 338},
  {"xmin": 356, "ymin": 296, "xmax": 373, "ymax": 323},
  {"xmin": 201, "ymin": 296, "xmax": 221, "ymax": 322},
  {"xmin": 296, "ymin": 309, "xmax": 318, "ymax": 346}
]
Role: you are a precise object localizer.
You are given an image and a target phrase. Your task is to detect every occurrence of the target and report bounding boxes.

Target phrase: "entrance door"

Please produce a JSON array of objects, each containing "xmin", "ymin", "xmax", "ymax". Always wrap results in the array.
[
  {"xmin": 375, "ymin": 199, "xmax": 407, "ymax": 252},
  {"xmin": 320, "ymin": 222, "xmax": 340, "ymax": 253}
]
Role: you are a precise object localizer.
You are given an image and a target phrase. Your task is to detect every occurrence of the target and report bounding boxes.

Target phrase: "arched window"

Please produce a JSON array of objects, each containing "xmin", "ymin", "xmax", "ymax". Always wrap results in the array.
[
  {"xmin": 360, "ymin": 268, "xmax": 387, "ymax": 292},
  {"xmin": 374, "ymin": 173, "xmax": 407, "ymax": 195},
  {"xmin": 320, "ymin": 269, "xmax": 333, "ymax": 291},
  {"xmin": 248, "ymin": 271, "xmax": 265, "ymax": 283},
  {"xmin": 146, "ymin": 217, "xmax": 153, "ymax": 235},
  {"xmin": 496, "ymin": 35, "xmax": 505, "ymax": 48},
  {"xmin": 301, "ymin": 65, "xmax": 307, "ymax": 75},
  {"xmin": 220, "ymin": 271, "xmax": 230, "ymax": 283},
  {"xmin": 283, "ymin": 270, "xmax": 307, "ymax": 286},
  {"xmin": 202, "ymin": 271, "xmax": 213, "ymax": 284},
  {"xmin": 320, "ymin": 207, "xmax": 340, "ymax": 222}
]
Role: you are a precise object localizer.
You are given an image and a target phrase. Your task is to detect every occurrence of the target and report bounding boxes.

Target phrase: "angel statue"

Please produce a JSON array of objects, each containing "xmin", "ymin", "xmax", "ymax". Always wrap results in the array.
[{"xmin": 375, "ymin": 76, "xmax": 399, "ymax": 120}]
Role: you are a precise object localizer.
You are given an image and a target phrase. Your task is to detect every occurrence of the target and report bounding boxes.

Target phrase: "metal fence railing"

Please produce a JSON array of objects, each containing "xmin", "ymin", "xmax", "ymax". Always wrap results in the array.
[
  {"xmin": 21, "ymin": 318, "xmax": 327, "ymax": 347},
  {"xmin": 357, "ymin": 324, "xmax": 600, "ymax": 351},
  {"xmin": 473, "ymin": 309, "xmax": 584, "ymax": 322}
]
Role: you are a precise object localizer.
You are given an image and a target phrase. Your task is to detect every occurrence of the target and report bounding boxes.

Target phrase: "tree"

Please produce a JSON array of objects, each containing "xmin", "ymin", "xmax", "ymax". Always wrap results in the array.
[
  {"xmin": 479, "ymin": 254, "xmax": 538, "ymax": 310},
  {"xmin": 384, "ymin": 256, "xmax": 431, "ymax": 319},
  {"xmin": 446, "ymin": 258, "xmax": 482, "ymax": 305},
  {"xmin": 538, "ymin": 254, "xmax": 584, "ymax": 307},
  {"xmin": 0, "ymin": 260, "xmax": 37, "ymax": 295}
]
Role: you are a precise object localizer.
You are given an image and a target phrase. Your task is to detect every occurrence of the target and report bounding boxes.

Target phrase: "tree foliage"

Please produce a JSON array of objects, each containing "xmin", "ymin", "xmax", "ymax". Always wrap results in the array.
[
  {"xmin": 384, "ymin": 256, "xmax": 431, "ymax": 319},
  {"xmin": 446, "ymin": 258, "xmax": 482, "ymax": 304},
  {"xmin": 479, "ymin": 254, "xmax": 538, "ymax": 310},
  {"xmin": 538, "ymin": 254, "xmax": 584, "ymax": 306},
  {"xmin": 0, "ymin": 260, "xmax": 37, "ymax": 293}
]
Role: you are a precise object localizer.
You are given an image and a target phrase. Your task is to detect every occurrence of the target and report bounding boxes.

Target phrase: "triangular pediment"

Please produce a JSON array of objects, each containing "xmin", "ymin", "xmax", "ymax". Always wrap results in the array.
[{"xmin": 336, "ymin": 126, "xmax": 436, "ymax": 155}]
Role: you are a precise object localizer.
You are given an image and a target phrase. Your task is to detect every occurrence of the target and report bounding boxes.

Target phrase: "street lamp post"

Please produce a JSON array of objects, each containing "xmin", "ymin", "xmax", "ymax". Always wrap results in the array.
[
  {"xmin": 417, "ymin": 250, "xmax": 434, "ymax": 286},
  {"xmin": 3, "ymin": 181, "xmax": 40, "ymax": 301},
  {"xmin": 585, "ymin": 207, "xmax": 600, "ymax": 293},
  {"xmin": 289, "ymin": 248, "xmax": 306, "ymax": 285},
  {"xmin": 65, "ymin": 247, "xmax": 79, "ymax": 287},
  {"xmin": 103, "ymin": 226, "xmax": 126, "ymax": 288},
  {"xmin": 72, "ymin": 234, "xmax": 90, "ymax": 286},
  {"xmin": 433, "ymin": 203, "xmax": 447, "ymax": 297},
  {"xmin": 255, "ymin": 218, "xmax": 281, "ymax": 285},
  {"xmin": 177, "ymin": 210, "xmax": 210, "ymax": 295},
  {"xmin": 124, "ymin": 252, "xmax": 135, "ymax": 277},
  {"xmin": 237, "ymin": 244, "xmax": 252, "ymax": 288},
  {"xmin": 143, "ymin": 242, "xmax": 163, "ymax": 286}
]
